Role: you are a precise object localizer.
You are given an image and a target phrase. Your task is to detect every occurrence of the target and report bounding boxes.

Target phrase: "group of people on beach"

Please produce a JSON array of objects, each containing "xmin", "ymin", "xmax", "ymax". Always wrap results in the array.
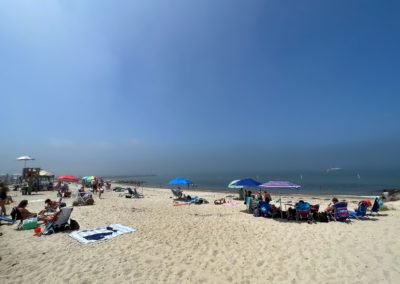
[
  {"xmin": 11, "ymin": 198, "xmax": 64, "ymax": 222},
  {"xmin": 238, "ymin": 187, "xmax": 381, "ymax": 222}
]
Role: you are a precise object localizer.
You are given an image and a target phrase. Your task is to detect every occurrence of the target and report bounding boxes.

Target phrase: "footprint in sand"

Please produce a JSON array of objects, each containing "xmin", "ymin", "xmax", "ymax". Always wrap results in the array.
[{"xmin": 257, "ymin": 260, "xmax": 265, "ymax": 267}]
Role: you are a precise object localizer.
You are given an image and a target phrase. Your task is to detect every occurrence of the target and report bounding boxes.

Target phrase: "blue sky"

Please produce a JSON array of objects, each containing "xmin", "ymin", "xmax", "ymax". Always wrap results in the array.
[{"xmin": 1, "ymin": 1, "xmax": 399, "ymax": 175}]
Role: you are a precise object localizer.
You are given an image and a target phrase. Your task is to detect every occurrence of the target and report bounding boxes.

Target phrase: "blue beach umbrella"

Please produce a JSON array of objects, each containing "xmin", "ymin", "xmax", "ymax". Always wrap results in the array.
[
  {"xmin": 231, "ymin": 178, "xmax": 261, "ymax": 199},
  {"xmin": 233, "ymin": 178, "xmax": 261, "ymax": 187},
  {"xmin": 228, "ymin": 180, "xmax": 243, "ymax": 189},
  {"xmin": 168, "ymin": 177, "xmax": 193, "ymax": 185}
]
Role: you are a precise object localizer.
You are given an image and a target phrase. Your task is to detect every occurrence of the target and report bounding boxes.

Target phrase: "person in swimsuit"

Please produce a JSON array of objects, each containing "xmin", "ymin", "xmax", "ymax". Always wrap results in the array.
[
  {"xmin": 16, "ymin": 200, "xmax": 37, "ymax": 220},
  {"xmin": 0, "ymin": 182, "xmax": 9, "ymax": 216}
]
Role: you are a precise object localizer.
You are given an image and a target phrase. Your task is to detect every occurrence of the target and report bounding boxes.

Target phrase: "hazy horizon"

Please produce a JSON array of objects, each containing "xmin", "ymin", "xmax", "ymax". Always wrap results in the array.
[{"xmin": 1, "ymin": 1, "xmax": 399, "ymax": 177}]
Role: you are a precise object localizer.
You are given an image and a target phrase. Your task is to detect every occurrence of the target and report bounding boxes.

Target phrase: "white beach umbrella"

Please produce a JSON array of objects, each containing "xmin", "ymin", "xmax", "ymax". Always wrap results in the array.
[
  {"xmin": 16, "ymin": 155, "xmax": 35, "ymax": 168},
  {"xmin": 39, "ymin": 170, "xmax": 54, "ymax": 177}
]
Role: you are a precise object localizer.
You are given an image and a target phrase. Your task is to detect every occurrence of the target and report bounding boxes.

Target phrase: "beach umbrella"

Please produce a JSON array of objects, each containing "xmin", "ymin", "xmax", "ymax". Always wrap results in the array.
[
  {"xmin": 82, "ymin": 176, "xmax": 96, "ymax": 181},
  {"xmin": 16, "ymin": 155, "xmax": 35, "ymax": 168},
  {"xmin": 228, "ymin": 180, "xmax": 243, "ymax": 189},
  {"xmin": 231, "ymin": 178, "xmax": 261, "ymax": 199},
  {"xmin": 259, "ymin": 181, "xmax": 301, "ymax": 218},
  {"xmin": 57, "ymin": 175, "xmax": 79, "ymax": 182},
  {"xmin": 39, "ymin": 170, "xmax": 54, "ymax": 177},
  {"xmin": 168, "ymin": 177, "xmax": 193, "ymax": 185},
  {"xmin": 233, "ymin": 178, "xmax": 261, "ymax": 187}
]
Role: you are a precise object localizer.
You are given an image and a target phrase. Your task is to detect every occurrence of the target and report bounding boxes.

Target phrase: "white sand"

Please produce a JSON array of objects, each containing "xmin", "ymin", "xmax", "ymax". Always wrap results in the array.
[{"xmin": 1, "ymin": 186, "xmax": 400, "ymax": 284}]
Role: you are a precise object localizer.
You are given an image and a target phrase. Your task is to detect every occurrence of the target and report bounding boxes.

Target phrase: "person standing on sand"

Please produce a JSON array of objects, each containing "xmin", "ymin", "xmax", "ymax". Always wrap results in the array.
[
  {"xmin": 98, "ymin": 183, "xmax": 104, "ymax": 199},
  {"xmin": 0, "ymin": 182, "xmax": 9, "ymax": 216},
  {"xmin": 91, "ymin": 179, "xmax": 97, "ymax": 193}
]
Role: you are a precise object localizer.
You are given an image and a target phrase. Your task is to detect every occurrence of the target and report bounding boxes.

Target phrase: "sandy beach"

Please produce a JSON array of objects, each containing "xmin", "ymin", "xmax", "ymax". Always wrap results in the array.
[{"xmin": 1, "ymin": 186, "xmax": 400, "ymax": 284}]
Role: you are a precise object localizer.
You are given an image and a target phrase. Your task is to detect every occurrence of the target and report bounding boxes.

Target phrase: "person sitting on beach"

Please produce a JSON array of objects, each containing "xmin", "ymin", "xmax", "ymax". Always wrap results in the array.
[
  {"xmin": 78, "ymin": 186, "xmax": 86, "ymax": 197},
  {"xmin": 324, "ymin": 197, "xmax": 339, "ymax": 212},
  {"xmin": 214, "ymin": 198, "xmax": 226, "ymax": 205},
  {"xmin": 38, "ymin": 210, "xmax": 60, "ymax": 223},
  {"xmin": 256, "ymin": 190, "xmax": 263, "ymax": 201},
  {"xmin": 38, "ymin": 199, "xmax": 60, "ymax": 215},
  {"xmin": 263, "ymin": 191, "xmax": 272, "ymax": 203},
  {"xmin": 16, "ymin": 200, "xmax": 37, "ymax": 220},
  {"xmin": 249, "ymin": 194, "xmax": 258, "ymax": 213}
]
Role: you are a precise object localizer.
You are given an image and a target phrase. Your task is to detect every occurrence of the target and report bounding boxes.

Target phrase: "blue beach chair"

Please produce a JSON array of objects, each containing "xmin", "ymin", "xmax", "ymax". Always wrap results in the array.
[
  {"xmin": 349, "ymin": 201, "xmax": 368, "ymax": 219},
  {"xmin": 295, "ymin": 200, "xmax": 312, "ymax": 223},
  {"xmin": 332, "ymin": 201, "xmax": 349, "ymax": 222},
  {"xmin": 258, "ymin": 201, "xmax": 271, "ymax": 217}
]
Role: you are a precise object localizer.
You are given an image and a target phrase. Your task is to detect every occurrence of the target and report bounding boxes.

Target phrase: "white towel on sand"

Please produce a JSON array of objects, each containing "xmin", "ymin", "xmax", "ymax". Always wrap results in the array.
[{"xmin": 69, "ymin": 224, "xmax": 135, "ymax": 244}]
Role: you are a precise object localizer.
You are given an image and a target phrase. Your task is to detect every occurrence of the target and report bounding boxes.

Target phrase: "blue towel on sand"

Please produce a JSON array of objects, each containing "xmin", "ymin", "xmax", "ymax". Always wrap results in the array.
[{"xmin": 0, "ymin": 216, "xmax": 15, "ymax": 223}]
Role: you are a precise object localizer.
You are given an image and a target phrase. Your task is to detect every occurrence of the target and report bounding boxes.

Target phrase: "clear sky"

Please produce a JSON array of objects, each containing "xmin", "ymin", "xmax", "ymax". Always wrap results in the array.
[{"xmin": 1, "ymin": 1, "xmax": 399, "ymax": 176}]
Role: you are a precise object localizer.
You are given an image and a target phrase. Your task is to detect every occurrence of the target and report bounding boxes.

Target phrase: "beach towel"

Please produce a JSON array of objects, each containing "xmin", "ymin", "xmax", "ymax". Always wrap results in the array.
[
  {"xmin": 224, "ymin": 201, "xmax": 238, "ymax": 207},
  {"xmin": 69, "ymin": 224, "xmax": 135, "ymax": 244},
  {"xmin": 0, "ymin": 216, "xmax": 15, "ymax": 223}
]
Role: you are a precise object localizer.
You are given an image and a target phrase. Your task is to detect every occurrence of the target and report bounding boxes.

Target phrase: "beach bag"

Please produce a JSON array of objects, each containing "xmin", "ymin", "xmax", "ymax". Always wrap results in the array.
[
  {"xmin": 22, "ymin": 217, "xmax": 38, "ymax": 230},
  {"xmin": 317, "ymin": 212, "xmax": 329, "ymax": 223},
  {"xmin": 43, "ymin": 223, "xmax": 55, "ymax": 235},
  {"xmin": 253, "ymin": 208, "xmax": 260, "ymax": 217},
  {"xmin": 69, "ymin": 219, "xmax": 80, "ymax": 231},
  {"xmin": 85, "ymin": 198, "xmax": 95, "ymax": 206}
]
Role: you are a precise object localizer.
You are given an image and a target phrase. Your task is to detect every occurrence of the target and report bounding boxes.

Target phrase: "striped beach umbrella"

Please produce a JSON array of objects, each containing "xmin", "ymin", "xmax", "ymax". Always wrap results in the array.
[{"xmin": 260, "ymin": 181, "xmax": 301, "ymax": 218}]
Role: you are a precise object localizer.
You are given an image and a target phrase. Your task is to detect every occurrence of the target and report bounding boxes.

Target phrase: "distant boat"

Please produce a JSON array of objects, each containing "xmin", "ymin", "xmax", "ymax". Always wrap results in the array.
[
  {"xmin": 300, "ymin": 174, "xmax": 303, "ymax": 180},
  {"xmin": 326, "ymin": 167, "xmax": 342, "ymax": 173},
  {"xmin": 357, "ymin": 173, "xmax": 361, "ymax": 180}
]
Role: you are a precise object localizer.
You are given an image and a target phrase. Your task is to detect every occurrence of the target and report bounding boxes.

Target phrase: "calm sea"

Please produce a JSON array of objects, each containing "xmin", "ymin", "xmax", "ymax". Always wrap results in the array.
[{"xmin": 106, "ymin": 170, "xmax": 400, "ymax": 196}]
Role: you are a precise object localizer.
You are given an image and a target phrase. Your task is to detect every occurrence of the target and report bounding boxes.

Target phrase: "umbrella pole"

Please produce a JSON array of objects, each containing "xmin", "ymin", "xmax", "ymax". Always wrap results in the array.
[{"xmin": 280, "ymin": 193, "xmax": 283, "ymax": 219}]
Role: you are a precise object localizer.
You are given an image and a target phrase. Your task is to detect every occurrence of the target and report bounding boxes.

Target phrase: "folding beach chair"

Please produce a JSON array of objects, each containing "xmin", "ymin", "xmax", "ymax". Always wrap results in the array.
[
  {"xmin": 258, "ymin": 201, "xmax": 271, "ymax": 217},
  {"xmin": 368, "ymin": 197, "xmax": 383, "ymax": 216},
  {"xmin": 356, "ymin": 201, "xmax": 368, "ymax": 217},
  {"xmin": 295, "ymin": 201, "xmax": 312, "ymax": 223},
  {"xmin": 170, "ymin": 188, "xmax": 184, "ymax": 199},
  {"xmin": 72, "ymin": 190, "xmax": 94, "ymax": 206},
  {"xmin": 332, "ymin": 201, "xmax": 349, "ymax": 222},
  {"xmin": 44, "ymin": 207, "xmax": 74, "ymax": 234},
  {"xmin": 126, "ymin": 188, "xmax": 143, "ymax": 199},
  {"xmin": 53, "ymin": 207, "xmax": 73, "ymax": 229}
]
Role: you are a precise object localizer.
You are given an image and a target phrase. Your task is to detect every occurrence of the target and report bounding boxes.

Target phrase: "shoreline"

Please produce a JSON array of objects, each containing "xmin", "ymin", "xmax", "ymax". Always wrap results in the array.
[{"xmin": 132, "ymin": 185, "xmax": 382, "ymax": 199}]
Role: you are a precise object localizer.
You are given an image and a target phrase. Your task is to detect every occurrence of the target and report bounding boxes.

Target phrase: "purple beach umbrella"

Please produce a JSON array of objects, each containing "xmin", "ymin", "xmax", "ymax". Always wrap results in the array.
[{"xmin": 260, "ymin": 181, "xmax": 301, "ymax": 218}]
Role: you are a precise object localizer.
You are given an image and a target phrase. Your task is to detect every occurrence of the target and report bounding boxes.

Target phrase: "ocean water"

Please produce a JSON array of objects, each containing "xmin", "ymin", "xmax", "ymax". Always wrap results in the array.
[{"xmin": 106, "ymin": 170, "xmax": 400, "ymax": 196}]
